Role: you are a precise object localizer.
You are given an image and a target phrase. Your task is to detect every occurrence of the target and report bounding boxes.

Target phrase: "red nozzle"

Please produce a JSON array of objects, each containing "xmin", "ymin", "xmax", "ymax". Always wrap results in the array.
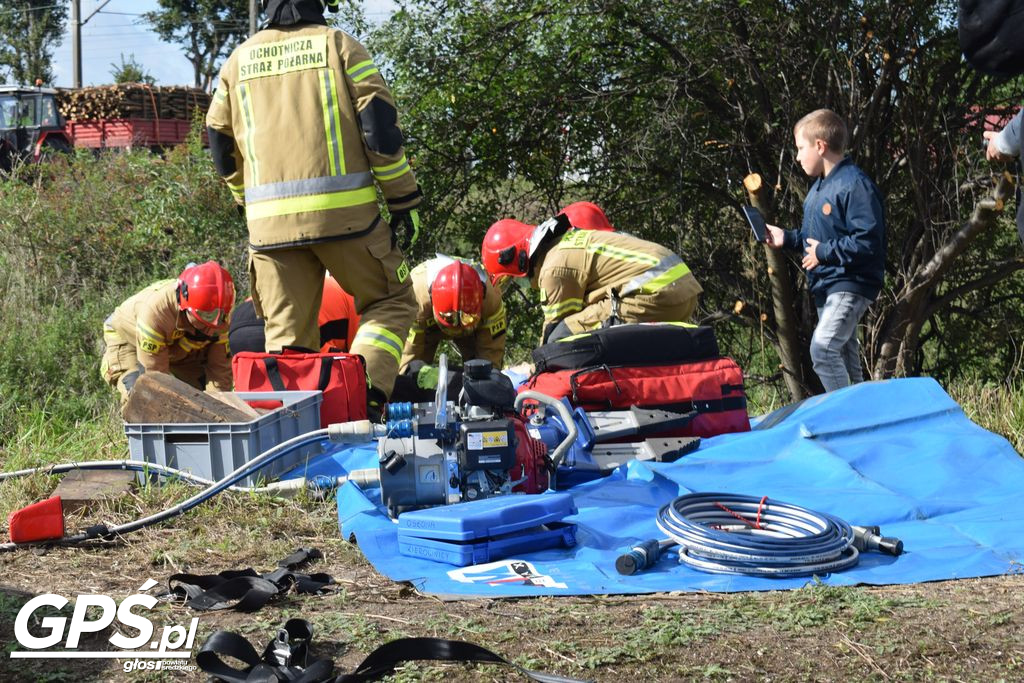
[{"xmin": 8, "ymin": 496, "xmax": 65, "ymax": 544}]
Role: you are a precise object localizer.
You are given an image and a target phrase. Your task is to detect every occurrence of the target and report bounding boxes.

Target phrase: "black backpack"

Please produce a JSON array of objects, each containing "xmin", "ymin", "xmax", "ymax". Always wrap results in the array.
[{"xmin": 531, "ymin": 322, "xmax": 719, "ymax": 373}]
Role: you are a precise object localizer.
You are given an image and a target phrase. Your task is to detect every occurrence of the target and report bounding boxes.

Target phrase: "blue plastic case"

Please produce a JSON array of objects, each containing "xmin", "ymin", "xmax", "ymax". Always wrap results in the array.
[{"xmin": 397, "ymin": 493, "xmax": 578, "ymax": 566}]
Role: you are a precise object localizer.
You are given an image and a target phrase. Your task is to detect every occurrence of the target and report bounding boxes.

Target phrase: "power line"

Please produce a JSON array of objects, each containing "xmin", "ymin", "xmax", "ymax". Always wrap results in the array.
[{"xmin": 0, "ymin": 4, "xmax": 62, "ymax": 17}]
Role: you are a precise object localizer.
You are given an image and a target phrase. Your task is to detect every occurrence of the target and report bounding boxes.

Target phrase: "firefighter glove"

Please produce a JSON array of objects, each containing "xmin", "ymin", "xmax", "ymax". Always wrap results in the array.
[
  {"xmin": 416, "ymin": 363, "xmax": 439, "ymax": 390},
  {"xmin": 391, "ymin": 208, "xmax": 421, "ymax": 252}
]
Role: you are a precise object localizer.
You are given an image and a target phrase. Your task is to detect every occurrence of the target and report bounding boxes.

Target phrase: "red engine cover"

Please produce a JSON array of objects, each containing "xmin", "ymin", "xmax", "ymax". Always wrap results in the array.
[{"xmin": 509, "ymin": 418, "xmax": 549, "ymax": 494}]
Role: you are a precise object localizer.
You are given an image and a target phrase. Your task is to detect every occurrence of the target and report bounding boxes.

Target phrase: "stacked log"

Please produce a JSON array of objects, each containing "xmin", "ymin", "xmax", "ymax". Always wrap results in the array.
[{"xmin": 57, "ymin": 84, "xmax": 212, "ymax": 122}]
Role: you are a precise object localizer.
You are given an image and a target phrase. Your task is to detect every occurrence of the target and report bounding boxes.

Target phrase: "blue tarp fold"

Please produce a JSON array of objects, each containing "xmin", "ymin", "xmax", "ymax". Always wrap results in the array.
[{"xmin": 287, "ymin": 378, "xmax": 1024, "ymax": 598}]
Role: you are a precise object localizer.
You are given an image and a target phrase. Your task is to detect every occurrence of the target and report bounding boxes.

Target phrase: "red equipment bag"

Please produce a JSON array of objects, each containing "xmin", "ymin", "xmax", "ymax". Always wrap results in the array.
[
  {"xmin": 232, "ymin": 351, "xmax": 367, "ymax": 427},
  {"xmin": 522, "ymin": 357, "xmax": 750, "ymax": 439}
]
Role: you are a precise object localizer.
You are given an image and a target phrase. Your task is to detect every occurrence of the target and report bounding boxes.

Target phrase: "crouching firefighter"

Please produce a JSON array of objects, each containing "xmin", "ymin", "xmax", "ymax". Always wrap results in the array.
[
  {"xmin": 100, "ymin": 262, "xmax": 235, "ymax": 404},
  {"xmin": 205, "ymin": 0, "xmax": 421, "ymax": 418},
  {"xmin": 482, "ymin": 214, "xmax": 703, "ymax": 344},
  {"xmin": 397, "ymin": 256, "xmax": 507, "ymax": 392}
]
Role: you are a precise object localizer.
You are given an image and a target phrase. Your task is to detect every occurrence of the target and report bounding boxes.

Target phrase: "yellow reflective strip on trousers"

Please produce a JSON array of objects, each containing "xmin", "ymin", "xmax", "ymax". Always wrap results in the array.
[
  {"xmin": 361, "ymin": 324, "xmax": 404, "ymax": 349},
  {"xmin": 245, "ymin": 185, "xmax": 378, "ymax": 220},
  {"xmin": 318, "ymin": 70, "xmax": 340, "ymax": 176},
  {"xmin": 354, "ymin": 325, "xmax": 404, "ymax": 363},
  {"xmin": 238, "ymin": 83, "xmax": 259, "ymax": 185},
  {"xmin": 638, "ymin": 262, "xmax": 692, "ymax": 294}
]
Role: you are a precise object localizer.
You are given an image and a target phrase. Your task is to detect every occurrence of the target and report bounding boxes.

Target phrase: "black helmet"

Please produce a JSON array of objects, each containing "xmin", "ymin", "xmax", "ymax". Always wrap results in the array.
[{"xmin": 261, "ymin": 0, "xmax": 340, "ymax": 13}]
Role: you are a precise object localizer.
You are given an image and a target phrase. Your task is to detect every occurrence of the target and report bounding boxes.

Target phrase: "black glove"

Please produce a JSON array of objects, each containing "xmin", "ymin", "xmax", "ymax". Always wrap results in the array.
[
  {"xmin": 235, "ymin": 204, "xmax": 245, "ymax": 219},
  {"xmin": 390, "ymin": 208, "xmax": 421, "ymax": 252}
]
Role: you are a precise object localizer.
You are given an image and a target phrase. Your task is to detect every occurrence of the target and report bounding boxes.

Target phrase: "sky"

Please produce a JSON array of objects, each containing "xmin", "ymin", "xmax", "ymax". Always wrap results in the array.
[{"xmin": 51, "ymin": 0, "xmax": 397, "ymax": 89}]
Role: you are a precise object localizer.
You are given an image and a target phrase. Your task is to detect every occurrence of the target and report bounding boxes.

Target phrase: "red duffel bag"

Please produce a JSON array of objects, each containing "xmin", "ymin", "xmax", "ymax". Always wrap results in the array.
[
  {"xmin": 232, "ymin": 350, "xmax": 367, "ymax": 427},
  {"xmin": 522, "ymin": 357, "xmax": 750, "ymax": 439}
]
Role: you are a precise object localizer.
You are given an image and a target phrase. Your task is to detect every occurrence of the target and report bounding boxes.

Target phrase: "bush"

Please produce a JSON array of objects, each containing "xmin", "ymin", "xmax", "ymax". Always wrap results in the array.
[{"xmin": 0, "ymin": 140, "xmax": 247, "ymax": 450}]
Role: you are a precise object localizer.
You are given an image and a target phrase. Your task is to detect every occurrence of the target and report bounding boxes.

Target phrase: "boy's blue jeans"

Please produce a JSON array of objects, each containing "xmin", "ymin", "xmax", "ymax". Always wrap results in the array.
[{"xmin": 811, "ymin": 291, "xmax": 873, "ymax": 392}]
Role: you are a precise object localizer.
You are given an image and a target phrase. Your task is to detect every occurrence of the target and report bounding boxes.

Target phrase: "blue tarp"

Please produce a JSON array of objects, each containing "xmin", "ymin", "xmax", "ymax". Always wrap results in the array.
[{"xmin": 286, "ymin": 378, "xmax": 1024, "ymax": 598}]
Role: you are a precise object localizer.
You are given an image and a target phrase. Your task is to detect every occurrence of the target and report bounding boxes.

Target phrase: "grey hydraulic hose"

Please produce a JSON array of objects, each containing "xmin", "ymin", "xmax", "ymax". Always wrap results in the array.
[{"xmin": 515, "ymin": 390, "xmax": 578, "ymax": 488}]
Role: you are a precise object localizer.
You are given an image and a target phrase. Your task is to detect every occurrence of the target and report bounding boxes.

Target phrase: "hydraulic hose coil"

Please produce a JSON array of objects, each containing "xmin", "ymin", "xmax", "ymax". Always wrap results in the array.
[{"xmin": 656, "ymin": 492, "xmax": 859, "ymax": 577}]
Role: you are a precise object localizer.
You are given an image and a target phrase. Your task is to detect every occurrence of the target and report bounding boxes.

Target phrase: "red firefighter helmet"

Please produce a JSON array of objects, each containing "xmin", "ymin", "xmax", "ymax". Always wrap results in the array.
[
  {"xmin": 431, "ymin": 261, "xmax": 485, "ymax": 331},
  {"xmin": 481, "ymin": 218, "xmax": 535, "ymax": 285},
  {"xmin": 560, "ymin": 201, "xmax": 614, "ymax": 231},
  {"xmin": 177, "ymin": 261, "xmax": 235, "ymax": 330}
]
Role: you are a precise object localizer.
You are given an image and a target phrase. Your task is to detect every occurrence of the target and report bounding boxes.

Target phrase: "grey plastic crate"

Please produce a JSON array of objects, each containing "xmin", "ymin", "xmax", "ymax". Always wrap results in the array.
[{"xmin": 125, "ymin": 390, "xmax": 323, "ymax": 486}]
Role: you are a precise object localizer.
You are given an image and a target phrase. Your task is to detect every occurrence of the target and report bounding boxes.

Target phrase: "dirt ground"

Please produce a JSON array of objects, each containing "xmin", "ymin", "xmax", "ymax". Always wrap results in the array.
[{"xmin": 1, "ymin": 493, "xmax": 1022, "ymax": 683}]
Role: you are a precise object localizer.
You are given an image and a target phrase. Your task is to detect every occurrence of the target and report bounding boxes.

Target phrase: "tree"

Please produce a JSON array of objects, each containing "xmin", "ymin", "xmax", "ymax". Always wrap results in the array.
[
  {"xmin": 110, "ymin": 53, "xmax": 156, "ymax": 85},
  {"xmin": 144, "ymin": 0, "xmax": 249, "ymax": 91},
  {"xmin": 371, "ymin": 0, "xmax": 1024, "ymax": 395},
  {"xmin": 0, "ymin": 1, "xmax": 67, "ymax": 85}
]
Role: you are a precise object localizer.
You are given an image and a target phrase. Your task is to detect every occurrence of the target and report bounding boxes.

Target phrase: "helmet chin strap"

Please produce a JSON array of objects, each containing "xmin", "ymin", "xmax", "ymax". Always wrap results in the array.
[{"xmin": 528, "ymin": 213, "xmax": 572, "ymax": 257}]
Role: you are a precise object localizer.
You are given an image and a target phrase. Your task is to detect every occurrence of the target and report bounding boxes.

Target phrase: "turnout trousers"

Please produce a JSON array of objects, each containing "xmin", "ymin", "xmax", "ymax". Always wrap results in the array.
[{"xmin": 249, "ymin": 219, "xmax": 415, "ymax": 397}]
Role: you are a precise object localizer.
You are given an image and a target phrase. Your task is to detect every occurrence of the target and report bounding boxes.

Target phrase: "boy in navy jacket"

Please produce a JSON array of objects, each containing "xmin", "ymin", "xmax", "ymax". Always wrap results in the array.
[{"xmin": 766, "ymin": 109, "xmax": 886, "ymax": 392}]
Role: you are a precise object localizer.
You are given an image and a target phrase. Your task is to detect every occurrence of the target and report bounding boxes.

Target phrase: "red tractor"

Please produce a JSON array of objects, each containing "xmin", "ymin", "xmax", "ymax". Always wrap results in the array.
[{"xmin": 0, "ymin": 85, "xmax": 72, "ymax": 173}]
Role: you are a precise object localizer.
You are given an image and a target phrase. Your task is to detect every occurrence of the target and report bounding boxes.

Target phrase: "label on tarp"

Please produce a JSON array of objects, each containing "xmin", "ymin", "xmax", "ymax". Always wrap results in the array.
[{"xmin": 467, "ymin": 431, "xmax": 509, "ymax": 451}]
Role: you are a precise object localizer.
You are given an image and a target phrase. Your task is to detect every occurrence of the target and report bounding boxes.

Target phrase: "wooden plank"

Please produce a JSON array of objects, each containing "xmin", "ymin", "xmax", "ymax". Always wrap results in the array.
[
  {"xmin": 122, "ymin": 372, "xmax": 255, "ymax": 424},
  {"xmin": 53, "ymin": 470, "xmax": 136, "ymax": 514},
  {"xmin": 208, "ymin": 392, "xmax": 263, "ymax": 420}
]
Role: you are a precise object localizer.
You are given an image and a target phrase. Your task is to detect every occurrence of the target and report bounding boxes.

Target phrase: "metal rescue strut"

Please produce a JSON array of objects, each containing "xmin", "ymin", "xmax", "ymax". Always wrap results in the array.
[{"xmin": 616, "ymin": 492, "xmax": 904, "ymax": 577}]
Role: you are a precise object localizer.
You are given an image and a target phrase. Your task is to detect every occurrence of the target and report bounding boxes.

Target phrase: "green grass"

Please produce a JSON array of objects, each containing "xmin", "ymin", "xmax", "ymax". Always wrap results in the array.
[{"xmin": 948, "ymin": 377, "xmax": 1024, "ymax": 454}]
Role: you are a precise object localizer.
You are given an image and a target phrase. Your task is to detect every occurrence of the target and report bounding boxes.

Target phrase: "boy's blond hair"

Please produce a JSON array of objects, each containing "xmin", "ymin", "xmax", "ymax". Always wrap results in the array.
[{"xmin": 794, "ymin": 109, "xmax": 848, "ymax": 154}]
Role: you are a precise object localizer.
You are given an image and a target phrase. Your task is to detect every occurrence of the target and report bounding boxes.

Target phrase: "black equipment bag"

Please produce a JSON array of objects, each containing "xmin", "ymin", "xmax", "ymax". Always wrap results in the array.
[
  {"xmin": 959, "ymin": 0, "xmax": 1024, "ymax": 77},
  {"xmin": 531, "ymin": 322, "xmax": 719, "ymax": 373}
]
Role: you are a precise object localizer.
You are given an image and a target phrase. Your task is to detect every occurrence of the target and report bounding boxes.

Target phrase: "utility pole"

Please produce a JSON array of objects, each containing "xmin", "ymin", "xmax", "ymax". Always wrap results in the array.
[
  {"xmin": 71, "ymin": 0, "xmax": 81, "ymax": 88},
  {"xmin": 250, "ymin": 0, "xmax": 259, "ymax": 37},
  {"xmin": 70, "ymin": 0, "xmax": 114, "ymax": 88}
]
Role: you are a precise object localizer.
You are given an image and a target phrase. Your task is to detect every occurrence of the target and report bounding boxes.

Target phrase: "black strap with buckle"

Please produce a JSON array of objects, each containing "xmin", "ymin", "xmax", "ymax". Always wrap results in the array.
[
  {"xmin": 198, "ymin": 619, "xmax": 593, "ymax": 683},
  {"xmin": 164, "ymin": 548, "xmax": 333, "ymax": 613}
]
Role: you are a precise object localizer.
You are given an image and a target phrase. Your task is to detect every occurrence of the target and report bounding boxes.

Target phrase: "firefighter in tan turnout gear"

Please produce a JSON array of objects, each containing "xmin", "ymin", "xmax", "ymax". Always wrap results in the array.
[
  {"xmin": 482, "ymin": 214, "xmax": 703, "ymax": 344},
  {"xmin": 205, "ymin": 0, "xmax": 420, "ymax": 415},
  {"xmin": 101, "ymin": 262, "xmax": 236, "ymax": 402},
  {"xmin": 399, "ymin": 256, "xmax": 507, "ymax": 389}
]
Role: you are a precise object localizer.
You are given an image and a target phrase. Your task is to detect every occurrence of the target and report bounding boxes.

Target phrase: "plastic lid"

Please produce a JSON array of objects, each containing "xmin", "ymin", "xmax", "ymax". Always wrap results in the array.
[{"xmin": 397, "ymin": 492, "xmax": 577, "ymax": 541}]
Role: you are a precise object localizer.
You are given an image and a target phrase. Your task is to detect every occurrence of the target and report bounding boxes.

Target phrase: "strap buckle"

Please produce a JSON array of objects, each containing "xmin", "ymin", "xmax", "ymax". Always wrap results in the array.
[{"xmin": 271, "ymin": 628, "xmax": 292, "ymax": 667}]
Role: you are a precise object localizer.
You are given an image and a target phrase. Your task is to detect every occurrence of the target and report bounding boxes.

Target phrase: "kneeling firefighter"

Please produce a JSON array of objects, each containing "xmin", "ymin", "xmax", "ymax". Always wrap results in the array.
[
  {"xmin": 205, "ymin": 0, "xmax": 421, "ymax": 417},
  {"xmin": 100, "ymin": 262, "xmax": 235, "ymax": 403},
  {"xmin": 482, "ymin": 215, "xmax": 703, "ymax": 344},
  {"xmin": 398, "ymin": 256, "xmax": 507, "ymax": 390}
]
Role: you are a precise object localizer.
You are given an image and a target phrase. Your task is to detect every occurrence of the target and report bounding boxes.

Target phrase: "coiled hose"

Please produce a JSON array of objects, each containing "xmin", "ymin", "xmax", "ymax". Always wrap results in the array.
[{"xmin": 655, "ymin": 492, "xmax": 860, "ymax": 577}]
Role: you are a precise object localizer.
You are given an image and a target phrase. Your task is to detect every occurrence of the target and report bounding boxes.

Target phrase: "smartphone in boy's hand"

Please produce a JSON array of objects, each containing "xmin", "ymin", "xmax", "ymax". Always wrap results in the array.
[{"xmin": 742, "ymin": 206, "xmax": 768, "ymax": 242}]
